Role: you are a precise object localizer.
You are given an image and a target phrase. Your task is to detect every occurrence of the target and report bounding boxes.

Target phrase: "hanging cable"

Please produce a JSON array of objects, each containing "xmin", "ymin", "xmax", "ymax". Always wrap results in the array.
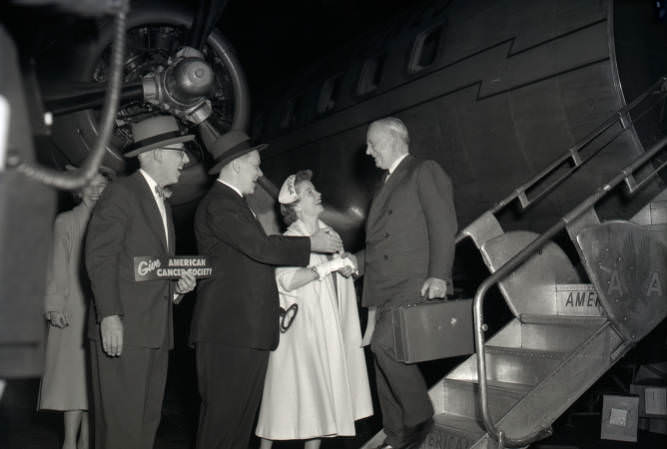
[{"xmin": 16, "ymin": 0, "xmax": 129, "ymax": 190}]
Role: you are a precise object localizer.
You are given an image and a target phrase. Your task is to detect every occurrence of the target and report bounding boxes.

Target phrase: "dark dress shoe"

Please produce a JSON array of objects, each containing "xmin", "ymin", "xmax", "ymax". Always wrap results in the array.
[
  {"xmin": 376, "ymin": 418, "xmax": 435, "ymax": 449},
  {"xmin": 404, "ymin": 417, "xmax": 435, "ymax": 448}
]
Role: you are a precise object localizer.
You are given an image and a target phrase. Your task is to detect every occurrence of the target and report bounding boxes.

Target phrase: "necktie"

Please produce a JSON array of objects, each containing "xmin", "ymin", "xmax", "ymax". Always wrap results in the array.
[
  {"xmin": 244, "ymin": 198, "xmax": 258, "ymax": 219},
  {"xmin": 154, "ymin": 185, "xmax": 172, "ymax": 199},
  {"xmin": 152, "ymin": 185, "xmax": 170, "ymax": 249}
]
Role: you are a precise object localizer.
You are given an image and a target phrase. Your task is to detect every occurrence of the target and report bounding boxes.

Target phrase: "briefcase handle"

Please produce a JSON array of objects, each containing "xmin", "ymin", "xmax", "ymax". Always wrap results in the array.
[{"xmin": 408, "ymin": 286, "xmax": 465, "ymax": 307}]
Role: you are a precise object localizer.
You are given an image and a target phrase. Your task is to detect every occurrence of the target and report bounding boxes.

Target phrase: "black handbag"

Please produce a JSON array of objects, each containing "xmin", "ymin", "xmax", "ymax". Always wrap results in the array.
[{"xmin": 279, "ymin": 304, "xmax": 299, "ymax": 333}]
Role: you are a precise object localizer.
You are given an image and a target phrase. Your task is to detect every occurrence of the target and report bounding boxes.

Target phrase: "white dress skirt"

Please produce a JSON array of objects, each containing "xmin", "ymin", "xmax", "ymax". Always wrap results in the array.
[{"xmin": 255, "ymin": 220, "xmax": 373, "ymax": 440}]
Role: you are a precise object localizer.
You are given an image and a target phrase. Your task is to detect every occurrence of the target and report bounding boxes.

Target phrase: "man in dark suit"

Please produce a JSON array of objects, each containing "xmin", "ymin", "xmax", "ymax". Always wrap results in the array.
[
  {"xmin": 190, "ymin": 130, "xmax": 343, "ymax": 449},
  {"xmin": 85, "ymin": 115, "xmax": 197, "ymax": 449},
  {"xmin": 354, "ymin": 117, "xmax": 457, "ymax": 449}
]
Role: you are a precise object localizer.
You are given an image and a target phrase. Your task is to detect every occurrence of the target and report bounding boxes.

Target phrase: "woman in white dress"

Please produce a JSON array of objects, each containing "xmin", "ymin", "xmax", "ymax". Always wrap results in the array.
[
  {"xmin": 38, "ymin": 169, "xmax": 110, "ymax": 449},
  {"xmin": 256, "ymin": 170, "xmax": 373, "ymax": 449}
]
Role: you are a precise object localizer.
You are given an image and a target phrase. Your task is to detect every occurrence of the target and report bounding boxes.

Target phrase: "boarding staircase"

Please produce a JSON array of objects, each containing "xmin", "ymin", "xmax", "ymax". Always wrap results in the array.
[{"xmin": 362, "ymin": 77, "xmax": 667, "ymax": 449}]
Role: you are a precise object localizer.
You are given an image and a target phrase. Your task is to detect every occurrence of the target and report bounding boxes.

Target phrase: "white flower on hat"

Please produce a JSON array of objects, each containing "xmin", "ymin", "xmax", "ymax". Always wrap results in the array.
[{"xmin": 278, "ymin": 174, "xmax": 298, "ymax": 204}]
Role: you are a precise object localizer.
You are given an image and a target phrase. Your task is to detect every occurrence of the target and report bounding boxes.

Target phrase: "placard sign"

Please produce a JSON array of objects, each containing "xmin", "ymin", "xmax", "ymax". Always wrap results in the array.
[{"xmin": 134, "ymin": 256, "xmax": 213, "ymax": 281}]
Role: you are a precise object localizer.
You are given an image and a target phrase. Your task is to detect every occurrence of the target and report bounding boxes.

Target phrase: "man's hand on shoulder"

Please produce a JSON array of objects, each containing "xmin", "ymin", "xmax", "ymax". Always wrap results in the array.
[
  {"xmin": 100, "ymin": 315, "xmax": 123, "ymax": 357},
  {"xmin": 420, "ymin": 277, "xmax": 450, "ymax": 300},
  {"xmin": 310, "ymin": 228, "xmax": 343, "ymax": 253}
]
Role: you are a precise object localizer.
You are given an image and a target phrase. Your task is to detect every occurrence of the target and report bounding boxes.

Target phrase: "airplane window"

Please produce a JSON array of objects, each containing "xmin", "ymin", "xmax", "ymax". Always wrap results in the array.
[
  {"xmin": 408, "ymin": 24, "xmax": 444, "ymax": 73},
  {"xmin": 317, "ymin": 74, "xmax": 342, "ymax": 114},
  {"xmin": 357, "ymin": 53, "xmax": 386, "ymax": 95},
  {"xmin": 280, "ymin": 95, "xmax": 303, "ymax": 129}
]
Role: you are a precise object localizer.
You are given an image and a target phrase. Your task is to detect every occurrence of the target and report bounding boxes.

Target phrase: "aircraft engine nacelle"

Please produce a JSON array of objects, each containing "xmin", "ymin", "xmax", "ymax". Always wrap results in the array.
[{"xmin": 37, "ymin": 0, "xmax": 249, "ymax": 205}]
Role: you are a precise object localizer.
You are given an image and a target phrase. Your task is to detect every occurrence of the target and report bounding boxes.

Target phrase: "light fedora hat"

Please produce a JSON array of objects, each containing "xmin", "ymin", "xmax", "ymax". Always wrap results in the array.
[
  {"xmin": 207, "ymin": 130, "xmax": 268, "ymax": 175},
  {"xmin": 124, "ymin": 115, "xmax": 195, "ymax": 158}
]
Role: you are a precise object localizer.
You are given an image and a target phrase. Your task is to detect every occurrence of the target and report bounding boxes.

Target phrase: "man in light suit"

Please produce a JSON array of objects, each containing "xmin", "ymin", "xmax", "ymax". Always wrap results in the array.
[
  {"xmin": 85, "ymin": 115, "xmax": 196, "ymax": 449},
  {"xmin": 354, "ymin": 117, "xmax": 457, "ymax": 449},
  {"xmin": 190, "ymin": 130, "xmax": 343, "ymax": 449}
]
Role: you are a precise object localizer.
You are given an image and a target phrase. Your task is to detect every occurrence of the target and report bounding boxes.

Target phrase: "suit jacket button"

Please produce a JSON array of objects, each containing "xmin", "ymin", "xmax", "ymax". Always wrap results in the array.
[
  {"xmin": 388, "ymin": 209, "xmax": 393, "ymax": 215},
  {"xmin": 384, "ymin": 232, "xmax": 390, "ymax": 238},
  {"xmin": 383, "ymin": 254, "xmax": 389, "ymax": 260}
]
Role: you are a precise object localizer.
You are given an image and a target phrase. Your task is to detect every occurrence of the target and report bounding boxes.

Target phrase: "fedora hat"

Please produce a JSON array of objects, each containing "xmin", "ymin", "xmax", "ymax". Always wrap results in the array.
[
  {"xmin": 207, "ymin": 130, "xmax": 268, "ymax": 175},
  {"xmin": 124, "ymin": 115, "xmax": 194, "ymax": 158}
]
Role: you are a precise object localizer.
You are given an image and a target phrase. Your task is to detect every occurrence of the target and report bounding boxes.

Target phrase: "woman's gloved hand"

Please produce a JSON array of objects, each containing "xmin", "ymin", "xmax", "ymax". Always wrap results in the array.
[{"xmin": 313, "ymin": 257, "xmax": 354, "ymax": 279}]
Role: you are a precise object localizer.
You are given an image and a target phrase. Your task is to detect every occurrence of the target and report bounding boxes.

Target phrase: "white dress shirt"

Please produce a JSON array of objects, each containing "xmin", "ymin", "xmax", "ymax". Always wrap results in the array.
[
  {"xmin": 140, "ymin": 169, "xmax": 169, "ymax": 248},
  {"xmin": 217, "ymin": 179, "xmax": 257, "ymax": 218},
  {"xmin": 217, "ymin": 178, "xmax": 243, "ymax": 198},
  {"xmin": 385, "ymin": 153, "xmax": 409, "ymax": 182}
]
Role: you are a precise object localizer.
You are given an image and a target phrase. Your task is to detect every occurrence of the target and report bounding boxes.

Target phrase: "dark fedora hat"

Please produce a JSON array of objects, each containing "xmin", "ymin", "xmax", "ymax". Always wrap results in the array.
[
  {"xmin": 207, "ymin": 130, "xmax": 268, "ymax": 175},
  {"xmin": 124, "ymin": 115, "xmax": 194, "ymax": 158}
]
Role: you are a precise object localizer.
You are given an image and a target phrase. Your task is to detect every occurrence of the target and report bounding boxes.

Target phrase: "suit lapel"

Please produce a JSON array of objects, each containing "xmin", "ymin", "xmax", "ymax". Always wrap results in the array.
[
  {"xmin": 367, "ymin": 155, "xmax": 413, "ymax": 228},
  {"xmin": 133, "ymin": 172, "xmax": 169, "ymax": 253},
  {"xmin": 217, "ymin": 182, "xmax": 263, "ymax": 231}
]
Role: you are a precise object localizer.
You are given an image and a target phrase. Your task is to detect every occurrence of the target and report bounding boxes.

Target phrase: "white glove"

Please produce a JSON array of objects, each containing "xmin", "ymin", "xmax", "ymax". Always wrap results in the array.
[
  {"xmin": 340, "ymin": 255, "xmax": 359, "ymax": 276},
  {"xmin": 314, "ymin": 257, "xmax": 349, "ymax": 279}
]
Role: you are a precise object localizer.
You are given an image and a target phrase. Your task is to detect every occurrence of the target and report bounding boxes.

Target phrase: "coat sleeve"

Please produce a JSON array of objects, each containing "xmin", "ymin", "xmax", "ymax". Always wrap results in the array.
[
  {"xmin": 207, "ymin": 198, "xmax": 310, "ymax": 267},
  {"xmin": 44, "ymin": 214, "xmax": 71, "ymax": 313},
  {"xmin": 417, "ymin": 160, "xmax": 457, "ymax": 281},
  {"xmin": 353, "ymin": 249, "xmax": 366, "ymax": 277},
  {"xmin": 85, "ymin": 183, "xmax": 129, "ymax": 321}
]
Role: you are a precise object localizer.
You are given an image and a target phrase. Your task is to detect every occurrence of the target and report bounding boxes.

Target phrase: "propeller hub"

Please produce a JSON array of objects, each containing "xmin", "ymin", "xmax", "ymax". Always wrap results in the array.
[{"xmin": 170, "ymin": 57, "xmax": 214, "ymax": 100}]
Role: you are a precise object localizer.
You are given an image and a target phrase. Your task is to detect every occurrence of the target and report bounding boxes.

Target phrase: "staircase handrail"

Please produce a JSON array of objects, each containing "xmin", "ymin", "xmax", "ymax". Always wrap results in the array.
[
  {"xmin": 456, "ymin": 76, "xmax": 667, "ymax": 243},
  {"xmin": 473, "ymin": 135, "xmax": 667, "ymax": 448}
]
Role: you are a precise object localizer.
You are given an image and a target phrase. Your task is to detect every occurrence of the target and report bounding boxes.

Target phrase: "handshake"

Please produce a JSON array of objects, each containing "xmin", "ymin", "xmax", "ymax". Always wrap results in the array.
[{"xmin": 314, "ymin": 253, "xmax": 358, "ymax": 279}]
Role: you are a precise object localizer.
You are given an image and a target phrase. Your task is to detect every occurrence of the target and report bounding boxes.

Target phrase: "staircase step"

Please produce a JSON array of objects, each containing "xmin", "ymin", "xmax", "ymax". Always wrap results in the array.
[
  {"xmin": 480, "ymin": 232, "xmax": 582, "ymax": 317},
  {"xmin": 448, "ymin": 346, "xmax": 567, "ymax": 386},
  {"xmin": 519, "ymin": 314, "xmax": 607, "ymax": 326},
  {"xmin": 485, "ymin": 346, "xmax": 567, "ymax": 359},
  {"xmin": 631, "ymin": 189, "xmax": 667, "ymax": 225},
  {"xmin": 518, "ymin": 315, "xmax": 606, "ymax": 352},
  {"xmin": 488, "ymin": 316, "xmax": 606, "ymax": 352},
  {"xmin": 442, "ymin": 378, "xmax": 531, "ymax": 421},
  {"xmin": 424, "ymin": 413, "xmax": 486, "ymax": 449},
  {"xmin": 485, "ymin": 379, "xmax": 535, "ymax": 395}
]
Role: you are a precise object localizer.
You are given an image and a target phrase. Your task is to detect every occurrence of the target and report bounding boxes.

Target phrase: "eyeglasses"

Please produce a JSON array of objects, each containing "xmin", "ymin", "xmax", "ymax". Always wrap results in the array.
[{"xmin": 160, "ymin": 147, "xmax": 190, "ymax": 164}]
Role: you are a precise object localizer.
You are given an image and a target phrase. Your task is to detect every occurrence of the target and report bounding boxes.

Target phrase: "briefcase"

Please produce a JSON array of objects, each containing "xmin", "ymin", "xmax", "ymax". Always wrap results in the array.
[{"xmin": 391, "ymin": 298, "xmax": 474, "ymax": 363}]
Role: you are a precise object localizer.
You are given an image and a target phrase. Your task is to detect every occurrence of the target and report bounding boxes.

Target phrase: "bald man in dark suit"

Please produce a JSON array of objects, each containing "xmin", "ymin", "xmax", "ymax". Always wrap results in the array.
[
  {"xmin": 190, "ymin": 131, "xmax": 343, "ymax": 449},
  {"xmin": 354, "ymin": 117, "xmax": 457, "ymax": 449}
]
